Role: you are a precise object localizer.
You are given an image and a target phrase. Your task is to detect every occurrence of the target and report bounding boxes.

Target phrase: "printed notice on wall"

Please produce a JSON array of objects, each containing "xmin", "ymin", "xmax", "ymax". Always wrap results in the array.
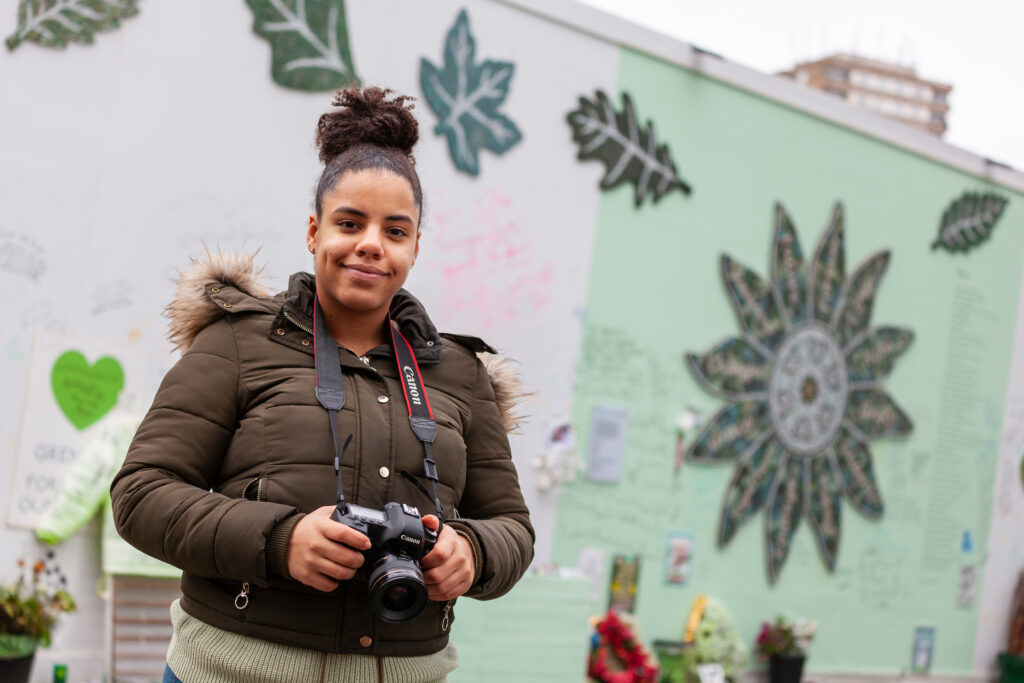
[
  {"xmin": 7, "ymin": 333, "xmax": 147, "ymax": 529},
  {"xmin": 584, "ymin": 404, "xmax": 629, "ymax": 483}
]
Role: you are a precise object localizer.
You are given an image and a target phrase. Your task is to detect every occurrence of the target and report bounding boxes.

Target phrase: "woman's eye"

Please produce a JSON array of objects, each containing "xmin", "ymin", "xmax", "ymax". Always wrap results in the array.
[
  {"xmin": 338, "ymin": 220, "xmax": 358, "ymax": 230},
  {"xmin": 388, "ymin": 227, "xmax": 407, "ymax": 237}
]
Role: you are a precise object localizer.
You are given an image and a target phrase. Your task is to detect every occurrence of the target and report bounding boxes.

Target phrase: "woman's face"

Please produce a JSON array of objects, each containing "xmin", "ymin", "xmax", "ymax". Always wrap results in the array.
[{"xmin": 307, "ymin": 168, "xmax": 420, "ymax": 320}]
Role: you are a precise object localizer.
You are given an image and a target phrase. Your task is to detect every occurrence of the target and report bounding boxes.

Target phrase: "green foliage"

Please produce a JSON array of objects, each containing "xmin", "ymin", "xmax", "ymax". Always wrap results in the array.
[
  {"xmin": 931, "ymin": 191, "xmax": 1008, "ymax": 253},
  {"xmin": 0, "ymin": 555, "xmax": 75, "ymax": 650},
  {"xmin": 688, "ymin": 599, "xmax": 748, "ymax": 682}
]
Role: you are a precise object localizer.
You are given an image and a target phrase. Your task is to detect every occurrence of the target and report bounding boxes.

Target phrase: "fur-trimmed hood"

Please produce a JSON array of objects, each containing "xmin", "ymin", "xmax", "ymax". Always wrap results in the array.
[{"xmin": 165, "ymin": 249, "xmax": 527, "ymax": 432}]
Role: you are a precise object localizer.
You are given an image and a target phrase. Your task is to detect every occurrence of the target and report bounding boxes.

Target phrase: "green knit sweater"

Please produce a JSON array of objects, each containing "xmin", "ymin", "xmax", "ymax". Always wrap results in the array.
[{"xmin": 166, "ymin": 600, "xmax": 458, "ymax": 683}]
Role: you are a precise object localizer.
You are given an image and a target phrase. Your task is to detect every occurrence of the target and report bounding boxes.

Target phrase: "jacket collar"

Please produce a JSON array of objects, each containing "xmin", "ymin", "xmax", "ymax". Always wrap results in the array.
[{"xmin": 281, "ymin": 273, "xmax": 443, "ymax": 365}]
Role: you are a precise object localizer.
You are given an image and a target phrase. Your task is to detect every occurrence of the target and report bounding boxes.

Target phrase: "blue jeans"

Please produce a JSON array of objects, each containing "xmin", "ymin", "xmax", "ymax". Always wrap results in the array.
[{"xmin": 162, "ymin": 664, "xmax": 183, "ymax": 683}]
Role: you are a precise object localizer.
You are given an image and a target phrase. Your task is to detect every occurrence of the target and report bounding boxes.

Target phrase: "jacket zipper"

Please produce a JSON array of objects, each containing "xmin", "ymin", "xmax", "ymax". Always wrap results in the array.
[
  {"xmin": 283, "ymin": 310, "xmax": 313, "ymax": 335},
  {"xmin": 235, "ymin": 582, "xmax": 249, "ymax": 610},
  {"xmin": 441, "ymin": 599, "xmax": 455, "ymax": 631}
]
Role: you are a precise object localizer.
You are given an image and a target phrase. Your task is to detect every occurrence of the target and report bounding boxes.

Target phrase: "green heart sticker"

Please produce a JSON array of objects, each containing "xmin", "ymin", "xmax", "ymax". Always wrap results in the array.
[{"xmin": 51, "ymin": 351, "xmax": 125, "ymax": 431}]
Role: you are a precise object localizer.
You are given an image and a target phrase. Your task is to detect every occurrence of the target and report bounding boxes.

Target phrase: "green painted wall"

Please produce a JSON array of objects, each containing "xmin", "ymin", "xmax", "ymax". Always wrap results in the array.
[{"xmin": 553, "ymin": 47, "xmax": 1024, "ymax": 673}]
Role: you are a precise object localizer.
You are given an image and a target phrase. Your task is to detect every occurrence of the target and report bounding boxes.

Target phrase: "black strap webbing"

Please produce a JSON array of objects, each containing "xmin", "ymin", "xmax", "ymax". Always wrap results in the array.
[{"xmin": 312, "ymin": 295, "xmax": 444, "ymax": 521}]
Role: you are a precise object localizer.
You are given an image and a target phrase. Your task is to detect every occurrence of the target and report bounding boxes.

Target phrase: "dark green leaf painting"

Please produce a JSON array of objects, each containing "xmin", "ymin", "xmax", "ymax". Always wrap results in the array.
[
  {"xmin": 684, "ymin": 202, "xmax": 913, "ymax": 583},
  {"xmin": 246, "ymin": 0, "xmax": 359, "ymax": 91},
  {"xmin": 931, "ymin": 191, "xmax": 1008, "ymax": 253},
  {"xmin": 420, "ymin": 9, "xmax": 522, "ymax": 176},
  {"xmin": 567, "ymin": 90, "xmax": 691, "ymax": 207},
  {"xmin": 6, "ymin": 0, "xmax": 140, "ymax": 51}
]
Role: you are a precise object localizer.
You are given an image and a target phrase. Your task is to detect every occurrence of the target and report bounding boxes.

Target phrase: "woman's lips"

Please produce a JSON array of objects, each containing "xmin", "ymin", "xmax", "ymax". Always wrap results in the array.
[{"xmin": 343, "ymin": 263, "xmax": 387, "ymax": 281}]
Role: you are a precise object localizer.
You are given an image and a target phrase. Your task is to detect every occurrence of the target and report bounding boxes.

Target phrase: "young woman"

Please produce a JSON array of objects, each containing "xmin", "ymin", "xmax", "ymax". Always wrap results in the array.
[{"xmin": 111, "ymin": 86, "xmax": 534, "ymax": 683}]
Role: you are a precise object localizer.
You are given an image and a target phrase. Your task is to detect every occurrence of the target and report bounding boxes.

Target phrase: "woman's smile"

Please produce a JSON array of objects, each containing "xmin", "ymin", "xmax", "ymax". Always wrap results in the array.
[{"xmin": 343, "ymin": 263, "xmax": 388, "ymax": 280}]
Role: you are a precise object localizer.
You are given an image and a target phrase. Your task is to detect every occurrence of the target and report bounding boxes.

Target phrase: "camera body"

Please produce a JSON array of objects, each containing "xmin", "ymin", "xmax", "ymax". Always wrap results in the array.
[{"xmin": 332, "ymin": 501, "xmax": 438, "ymax": 622}]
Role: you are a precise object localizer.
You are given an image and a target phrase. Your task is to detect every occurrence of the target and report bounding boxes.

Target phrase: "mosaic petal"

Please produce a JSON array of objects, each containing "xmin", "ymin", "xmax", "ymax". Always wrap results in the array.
[
  {"xmin": 721, "ymin": 255, "xmax": 785, "ymax": 348},
  {"xmin": 686, "ymin": 337, "xmax": 769, "ymax": 399},
  {"xmin": 834, "ymin": 428, "xmax": 884, "ymax": 517},
  {"xmin": 836, "ymin": 251, "xmax": 890, "ymax": 342},
  {"xmin": 811, "ymin": 202, "xmax": 845, "ymax": 324},
  {"xmin": 846, "ymin": 327, "xmax": 914, "ymax": 382},
  {"xmin": 765, "ymin": 454, "xmax": 803, "ymax": 584},
  {"xmin": 719, "ymin": 436, "xmax": 783, "ymax": 545},
  {"xmin": 686, "ymin": 401, "xmax": 770, "ymax": 464},
  {"xmin": 846, "ymin": 389, "xmax": 913, "ymax": 439},
  {"xmin": 770, "ymin": 203, "xmax": 807, "ymax": 326},
  {"xmin": 805, "ymin": 454, "xmax": 842, "ymax": 571}
]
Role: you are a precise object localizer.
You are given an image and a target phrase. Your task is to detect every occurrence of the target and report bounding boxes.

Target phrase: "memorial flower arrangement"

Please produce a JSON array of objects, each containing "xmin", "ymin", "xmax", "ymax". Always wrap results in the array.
[
  {"xmin": 755, "ymin": 616, "xmax": 817, "ymax": 657},
  {"xmin": 0, "ymin": 553, "xmax": 76, "ymax": 658},
  {"xmin": 587, "ymin": 610, "xmax": 659, "ymax": 683},
  {"xmin": 685, "ymin": 596, "xmax": 748, "ymax": 682}
]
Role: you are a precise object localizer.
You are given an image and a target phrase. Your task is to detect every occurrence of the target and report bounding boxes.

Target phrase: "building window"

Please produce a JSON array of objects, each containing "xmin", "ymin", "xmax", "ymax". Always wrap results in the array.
[
  {"xmin": 824, "ymin": 67, "xmax": 849, "ymax": 82},
  {"xmin": 824, "ymin": 86, "xmax": 847, "ymax": 98},
  {"xmin": 934, "ymin": 90, "xmax": 947, "ymax": 104},
  {"xmin": 931, "ymin": 111, "xmax": 945, "ymax": 125}
]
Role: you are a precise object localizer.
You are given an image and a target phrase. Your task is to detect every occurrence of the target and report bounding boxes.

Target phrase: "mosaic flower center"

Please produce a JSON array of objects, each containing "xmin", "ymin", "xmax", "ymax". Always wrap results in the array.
[{"xmin": 768, "ymin": 323, "xmax": 848, "ymax": 457}]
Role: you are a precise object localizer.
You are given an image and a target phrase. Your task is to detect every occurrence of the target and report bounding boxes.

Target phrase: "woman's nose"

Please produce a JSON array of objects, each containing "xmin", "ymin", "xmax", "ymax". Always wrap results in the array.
[{"xmin": 355, "ymin": 226, "xmax": 384, "ymax": 256}]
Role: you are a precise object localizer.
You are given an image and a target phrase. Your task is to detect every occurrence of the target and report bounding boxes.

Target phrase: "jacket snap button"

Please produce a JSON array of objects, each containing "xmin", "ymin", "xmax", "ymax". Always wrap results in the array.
[
  {"xmin": 379, "ymin": 467, "xmax": 389, "ymax": 478},
  {"xmin": 301, "ymin": 339, "xmax": 310, "ymax": 346},
  {"xmin": 359, "ymin": 636, "xmax": 372, "ymax": 648},
  {"xmin": 276, "ymin": 329, "xmax": 286, "ymax": 336},
  {"xmin": 377, "ymin": 395, "xmax": 389, "ymax": 404},
  {"xmin": 210, "ymin": 287, "xmax": 220, "ymax": 293},
  {"xmin": 222, "ymin": 302, "xmax": 232, "ymax": 308},
  {"xmin": 426, "ymin": 340, "xmax": 434, "ymax": 347}
]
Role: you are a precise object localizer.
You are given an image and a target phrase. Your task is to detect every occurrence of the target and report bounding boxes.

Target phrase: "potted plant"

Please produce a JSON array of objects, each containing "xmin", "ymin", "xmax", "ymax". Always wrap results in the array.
[
  {"xmin": 0, "ymin": 553, "xmax": 75, "ymax": 682},
  {"xmin": 755, "ymin": 616, "xmax": 817, "ymax": 683}
]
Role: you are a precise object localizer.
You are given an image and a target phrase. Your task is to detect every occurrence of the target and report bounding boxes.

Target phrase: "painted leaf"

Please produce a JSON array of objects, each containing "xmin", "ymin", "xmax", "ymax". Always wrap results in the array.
[
  {"xmin": 932, "ymin": 192, "xmax": 1008, "ymax": 253},
  {"xmin": 721, "ymin": 255, "xmax": 785, "ymax": 348},
  {"xmin": 765, "ymin": 455, "xmax": 802, "ymax": 584},
  {"xmin": 686, "ymin": 401, "xmax": 770, "ymax": 464},
  {"xmin": 846, "ymin": 388, "xmax": 913, "ymax": 439},
  {"xmin": 420, "ymin": 10, "xmax": 521, "ymax": 176},
  {"xmin": 6, "ymin": 0, "xmax": 139, "ymax": 51},
  {"xmin": 770, "ymin": 203, "xmax": 807, "ymax": 326},
  {"xmin": 806, "ymin": 455, "xmax": 842, "ymax": 571},
  {"xmin": 246, "ymin": 0, "xmax": 359, "ymax": 92},
  {"xmin": 811, "ymin": 202, "xmax": 845, "ymax": 324},
  {"xmin": 686, "ymin": 337, "xmax": 768, "ymax": 399},
  {"xmin": 566, "ymin": 90, "xmax": 691, "ymax": 206},
  {"xmin": 834, "ymin": 429, "xmax": 883, "ymax": 517},
  {"xmin": 847, "ymin": 326, "xmax": 914, "ymax": 382},
  {"xmin": 719, "ymin": 437, "xmax": 783, "ymax": 545},
  {"xmin": 836, "ymin": 251, "xmax": 889, "ymax": 343}
]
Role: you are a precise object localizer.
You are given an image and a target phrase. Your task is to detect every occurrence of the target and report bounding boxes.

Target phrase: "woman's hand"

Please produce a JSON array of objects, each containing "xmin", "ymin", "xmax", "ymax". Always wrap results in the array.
[
  {"xmin": 420, "ymin": 515, "xmax": 475, "ymax": 602},
  {"xmin": 287, "ymin": 505, "xmax": 370, "ymax": 592}
]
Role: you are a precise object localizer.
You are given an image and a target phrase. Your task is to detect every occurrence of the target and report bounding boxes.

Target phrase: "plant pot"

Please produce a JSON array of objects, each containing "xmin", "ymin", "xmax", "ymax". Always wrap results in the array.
[
  {"xmin": 0, "ymin": 651, "xmax": 35, "ymax": 683},
  {"xmin": 653, "ymin": 640, "xmax": 690, "ymax": 683},
  {"xmin": 1000, "ymin": 652, "xmax": 1024, "ymax": 683},
  {"xmin": 769, "ymin": 654, "xmax": 805, "ymax": 683}
]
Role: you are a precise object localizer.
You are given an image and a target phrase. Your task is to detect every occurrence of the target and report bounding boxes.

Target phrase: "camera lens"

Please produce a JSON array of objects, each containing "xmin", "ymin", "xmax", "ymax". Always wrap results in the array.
[
  {"xmin": 382, "ymin": 584, "xmax": 415, "ymax": 612},
  {"xmin": 368, "ymin": 554, "xmax": 429, "ymax": 623}
]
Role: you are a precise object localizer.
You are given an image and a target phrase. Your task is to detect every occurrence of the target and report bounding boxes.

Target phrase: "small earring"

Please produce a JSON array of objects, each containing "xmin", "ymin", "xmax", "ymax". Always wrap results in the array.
[{"xmin": 308, "ymin": 245, "xmax": 315, "ymax": 254}]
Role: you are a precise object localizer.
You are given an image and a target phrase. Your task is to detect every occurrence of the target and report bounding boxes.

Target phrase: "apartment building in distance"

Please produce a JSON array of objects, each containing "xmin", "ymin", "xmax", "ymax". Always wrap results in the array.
[{"xmin": 779, "ymin": 53, "xmax": 952, "ymax": 136}]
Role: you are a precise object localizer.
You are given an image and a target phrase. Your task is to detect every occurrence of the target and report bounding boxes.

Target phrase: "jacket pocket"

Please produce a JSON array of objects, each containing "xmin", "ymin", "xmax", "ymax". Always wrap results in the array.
[{"xmin": 241, "ymin": 476, "xmax": 266, "ymax": 501}]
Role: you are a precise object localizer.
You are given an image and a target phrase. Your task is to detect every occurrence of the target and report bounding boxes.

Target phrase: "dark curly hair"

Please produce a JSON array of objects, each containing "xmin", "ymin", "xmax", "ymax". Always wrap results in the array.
[{"xmin": 313, "ymin": 86, "xmax": 422, "ymax": 221}]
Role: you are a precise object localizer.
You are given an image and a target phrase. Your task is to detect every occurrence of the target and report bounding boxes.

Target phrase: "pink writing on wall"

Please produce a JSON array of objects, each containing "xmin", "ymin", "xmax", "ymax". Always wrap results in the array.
[{"xmin": 433, "ymin": 188, "xmax": 553, "ymax": 332}]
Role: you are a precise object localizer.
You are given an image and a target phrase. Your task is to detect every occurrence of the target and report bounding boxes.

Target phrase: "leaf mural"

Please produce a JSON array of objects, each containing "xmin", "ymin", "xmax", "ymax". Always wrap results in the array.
[
  {"xmin": 420, "ymin": 10, "xmax": 521, "ymax": 176},
  {"xmin": 931, "ymin": 192, "xmax": 1009, "ymax": 253},
  {"xmin": 567, "ymin": 90, "xmax": 691, "ymax": 207},
  {"xmin": 246, "ymin": 0, "xmax": 359, "ymax": 92},
  {"xmin": 6, "ymin": 0, "xmax": 140, "ymax": 51}
]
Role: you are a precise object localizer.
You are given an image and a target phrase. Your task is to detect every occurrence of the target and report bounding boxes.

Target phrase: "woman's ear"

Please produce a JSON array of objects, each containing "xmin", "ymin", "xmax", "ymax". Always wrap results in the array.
[{"xmin": 307, "ymin": 214, "xmax": 319, "ymax": 253}]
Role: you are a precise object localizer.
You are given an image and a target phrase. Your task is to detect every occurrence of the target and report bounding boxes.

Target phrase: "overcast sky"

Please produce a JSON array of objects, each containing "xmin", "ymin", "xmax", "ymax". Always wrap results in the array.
[{"xmin": 576, "ymin": 0, "xmax": 1024, "ymax": 173}]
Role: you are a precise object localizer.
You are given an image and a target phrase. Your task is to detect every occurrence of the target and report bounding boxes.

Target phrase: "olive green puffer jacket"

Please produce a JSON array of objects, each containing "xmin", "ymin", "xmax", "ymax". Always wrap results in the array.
[{"xmin": 111, "ymin": 251, "xmax": 534, "ymax": 657}]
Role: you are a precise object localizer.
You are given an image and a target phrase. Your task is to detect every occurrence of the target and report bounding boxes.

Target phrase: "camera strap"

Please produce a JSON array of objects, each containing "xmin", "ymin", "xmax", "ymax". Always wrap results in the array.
[{"xmin": 313, "ymin": 295, "xmax": 444, "ymax": 522}]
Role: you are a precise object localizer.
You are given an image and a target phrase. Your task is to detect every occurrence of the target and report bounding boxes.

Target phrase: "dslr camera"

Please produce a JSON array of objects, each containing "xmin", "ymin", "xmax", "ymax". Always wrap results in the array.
[{"xmin": 332, "ymin": 501, "xmax": 439, "ymax": 622}]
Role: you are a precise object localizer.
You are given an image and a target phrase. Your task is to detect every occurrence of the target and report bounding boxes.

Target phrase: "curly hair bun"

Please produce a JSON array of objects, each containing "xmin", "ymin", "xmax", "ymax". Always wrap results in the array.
[{"xmin": 315, "ymin": 86, "xmax": 419, "ymax": 164}]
